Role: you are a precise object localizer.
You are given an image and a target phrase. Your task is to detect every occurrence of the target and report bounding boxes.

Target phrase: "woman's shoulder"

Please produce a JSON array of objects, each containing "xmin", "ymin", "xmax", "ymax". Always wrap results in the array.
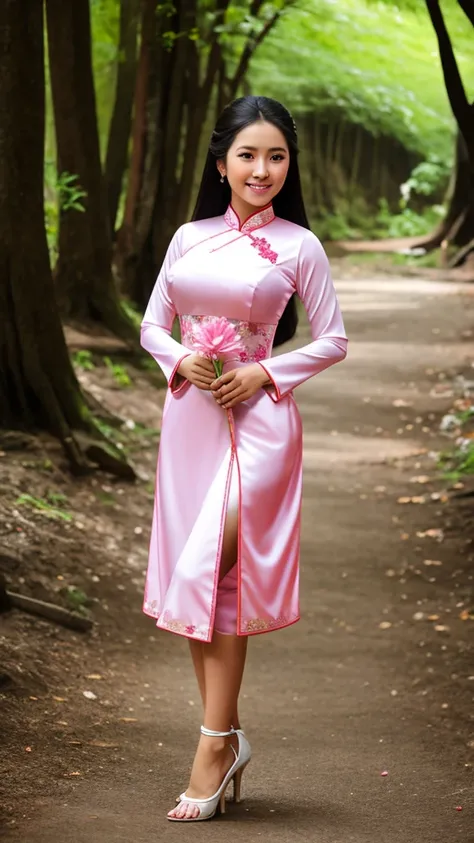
[{"xmin": 174, "ymin": 216, "xmax": 225, "ymax": 251}]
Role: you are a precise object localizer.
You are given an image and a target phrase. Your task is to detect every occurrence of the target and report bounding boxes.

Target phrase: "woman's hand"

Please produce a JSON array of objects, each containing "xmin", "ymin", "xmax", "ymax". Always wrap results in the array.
[
  {"xmin": 211, "ymin": 363, "xmax": 271, "ymax": 408},
  {"xmin": 177, "ymin": 355, "xmax": 216, "ymax": 390}
]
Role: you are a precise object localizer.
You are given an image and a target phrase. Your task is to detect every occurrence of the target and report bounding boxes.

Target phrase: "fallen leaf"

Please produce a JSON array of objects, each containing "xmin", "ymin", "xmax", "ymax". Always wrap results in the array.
[
  {"xmin": 423, "ymin": 559, "xmax": 442, "ymax": 567},
  {"xmin": 410, "ymin": 475, "xmax": 430, "ymax": 484},
  {"xmin": 88, "ymin": 740, "xmax": 119, "ymax": 748},
  {"xmin": 379, "ymin": 621, "xmax": 392, "ymax": 629},
  {"xmin": 416, "ymin": 529, "xmax": 444, "ymax": 540},
  {"xmin": 85, "ymin": 674, "xmax": 103, "ymax": 681},
  {"xmin": 82, "ymin": 690, "xmax": 97, "ymax": 701},
  {"xmin": 434, "ymin": 625, "xmax": 449, "ymax": 632},
  {"xmin": 53, "ymin": 696, "xmax": 67, "ymax": 702},
  {"xmin": 459, "ymin": 609, "xmax": 474, "ymax": 621},
  {"xmin": 119, "ymin": 717, "xmax": 137, "ymax": 723},
  {"xmin": 25, "ymin": 746, "xmax": 32, "ymax": 753},
  {"xmin": 427, "ymin": 614, "xmax": 440, "ymax": 621}
]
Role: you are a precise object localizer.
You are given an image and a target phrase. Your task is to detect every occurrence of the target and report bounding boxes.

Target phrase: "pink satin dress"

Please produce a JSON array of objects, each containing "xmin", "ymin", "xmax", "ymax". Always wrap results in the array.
[{"xmin": 140, "ymin": 203, "xmax": 347, "ymax": 641}]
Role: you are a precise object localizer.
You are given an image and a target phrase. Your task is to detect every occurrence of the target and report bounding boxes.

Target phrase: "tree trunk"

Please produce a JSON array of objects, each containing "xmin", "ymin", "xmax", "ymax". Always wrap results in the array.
[
  {"xmin": 105, "ymin": 0, "xmax": 140, "ymax": 234},
  {"xmin": 46, "ymin": 0, "xmax": 137, "ymax": 343},
  {"xmin": 0, "ymin": 0, "xmax": 88, "ymax": 469},
  {"xmin": 422, "ymin": 1, "xmax": 474, "ymax": 264},
  {"xmin": 116, "ymin": 0, "xmax": 287, "ymax": 310},
  {"xmin": 117, "ymin": 0, "xmax": 219, "ymax": 308},
  {"xmin": 417, "ymin": 131, "xmax": 474, "ymax": 254}
]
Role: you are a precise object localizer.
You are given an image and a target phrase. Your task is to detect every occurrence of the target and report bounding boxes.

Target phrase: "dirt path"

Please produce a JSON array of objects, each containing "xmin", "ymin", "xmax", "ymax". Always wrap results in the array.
[{"xmin": 3, "ymin": 275, "xmax": 474, "ymax": 842}]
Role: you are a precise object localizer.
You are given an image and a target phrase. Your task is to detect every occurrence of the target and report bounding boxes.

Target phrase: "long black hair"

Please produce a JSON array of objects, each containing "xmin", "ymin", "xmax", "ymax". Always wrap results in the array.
[{"xmin": 192, "ymin": 96, "xmax": 310, "ymax": 347}]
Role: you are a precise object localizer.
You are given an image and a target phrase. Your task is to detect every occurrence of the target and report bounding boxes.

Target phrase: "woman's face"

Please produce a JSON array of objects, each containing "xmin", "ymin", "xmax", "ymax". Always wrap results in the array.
[{"xmin": 218, "ymin": 120, "xmax": 290, "ymax": 219}]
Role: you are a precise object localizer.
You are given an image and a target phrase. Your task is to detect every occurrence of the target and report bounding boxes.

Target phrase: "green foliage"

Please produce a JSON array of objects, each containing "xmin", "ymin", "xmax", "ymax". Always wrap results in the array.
[
  {"xmin": 315, "ymin": 212, "xmax": 355, "ymax": 241},
  {"xmin": 250, "ymin": 0, "xmax": 474, "ymax": 159},
  {"xmin": 103, "ymin": 356, "xmax": 132, "ymax": 387},
  {"xmin": 400, "ymin": 156, "xmax": 450, "ymax": 201},
  {"xmin": 73, "ymin": 350, "xmax": 96, "ymax": 371},
  {"xmin": 375, "ymin": 198, "xmax": 445, "ymax": 238},
  {"xmin": 62, "ymin": 585, "xmax": 90, "ymax": 613},
  {"xmin": 440, "ymin": 441, "xmax": 474, "ymax": 480},
  {"xmin": 438, "ymin": 406, "xmax": 474, "ymax": 480},
  {"xmin": 16, "ymin": 493, "xmax": 73, "ymax": 522},
  {"xmin": 57, "ymin": 172, "xmax": 88, "ymax": 213},
  {"xmin": 44, "ymin": 165, "xmax": 87, "ymax": 262}
]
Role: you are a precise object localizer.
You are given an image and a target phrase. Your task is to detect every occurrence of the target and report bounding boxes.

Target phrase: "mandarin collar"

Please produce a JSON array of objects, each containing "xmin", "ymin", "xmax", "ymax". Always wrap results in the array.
[{"xmin": 224, "ymin": 203, "xmax": 275, "ymax": 235}]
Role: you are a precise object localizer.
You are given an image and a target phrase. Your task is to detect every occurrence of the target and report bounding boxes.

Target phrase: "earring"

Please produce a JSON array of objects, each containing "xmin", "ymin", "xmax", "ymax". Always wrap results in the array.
[{"xmin": 220, "ymin": 174, "xmax": 225, "ymax": 183}]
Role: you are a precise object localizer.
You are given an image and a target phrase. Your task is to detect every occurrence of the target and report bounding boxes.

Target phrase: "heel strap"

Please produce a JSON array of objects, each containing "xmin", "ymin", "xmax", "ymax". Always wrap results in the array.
[{"xmin": 200, "ymin": 725, "xmax": 235, "ymax": 738}]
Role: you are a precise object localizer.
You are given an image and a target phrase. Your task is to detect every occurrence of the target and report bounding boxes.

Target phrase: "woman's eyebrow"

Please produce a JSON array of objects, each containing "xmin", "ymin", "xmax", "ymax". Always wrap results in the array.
[{"xmin": 236, "ymin": 145, "xmax": 287, "ymax": 153}]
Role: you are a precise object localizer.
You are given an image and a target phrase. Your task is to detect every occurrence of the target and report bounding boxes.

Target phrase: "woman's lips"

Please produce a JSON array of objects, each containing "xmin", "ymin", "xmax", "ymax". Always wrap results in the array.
[{"xmin": 246, "ymin": 183, "xmax": 272, "ymax": 192}]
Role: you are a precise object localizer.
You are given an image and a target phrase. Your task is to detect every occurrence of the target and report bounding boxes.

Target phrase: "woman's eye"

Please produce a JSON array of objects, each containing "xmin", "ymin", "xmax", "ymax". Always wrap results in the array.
[{"xmin": 238, "ymin": 152, "xmax": 286, "ymax": 162}]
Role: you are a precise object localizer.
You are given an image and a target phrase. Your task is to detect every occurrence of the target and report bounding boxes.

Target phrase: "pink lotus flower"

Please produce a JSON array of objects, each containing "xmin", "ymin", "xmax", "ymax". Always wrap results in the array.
[
  {"xmin": 193, "ymin": 318, "xmax": 245, "ymax": 377},
  {"xmin": 192, "ymin": 318, "xmax": 243, "ymax": 454}
]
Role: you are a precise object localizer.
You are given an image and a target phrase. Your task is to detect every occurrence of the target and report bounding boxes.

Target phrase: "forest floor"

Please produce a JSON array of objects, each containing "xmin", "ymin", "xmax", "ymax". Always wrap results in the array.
[{"xmin": 1, "ymin": 263, "xmax": 474, "ymax": 842}]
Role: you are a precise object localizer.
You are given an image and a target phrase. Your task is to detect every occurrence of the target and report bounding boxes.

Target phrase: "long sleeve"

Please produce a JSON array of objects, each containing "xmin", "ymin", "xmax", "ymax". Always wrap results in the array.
[
  {"xmin": 259, "ymin": 232, "xmax": 347, "ymax": 402},
  {"xmin": 140, "ymin": 225, "xmax": 191, "ymax": 393}
]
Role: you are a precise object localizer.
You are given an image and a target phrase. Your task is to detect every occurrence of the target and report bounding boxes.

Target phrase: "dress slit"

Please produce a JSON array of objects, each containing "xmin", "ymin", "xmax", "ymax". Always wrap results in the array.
[{"xmin": 213, "ymin": 452, "xmax": 240, "ymax": 635}]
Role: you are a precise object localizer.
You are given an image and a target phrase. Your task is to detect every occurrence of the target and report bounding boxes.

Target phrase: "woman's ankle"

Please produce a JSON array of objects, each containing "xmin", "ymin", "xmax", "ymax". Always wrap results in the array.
[{"xmin": 199, "ymin": 734, "xmax": 228, "ymax": 753}]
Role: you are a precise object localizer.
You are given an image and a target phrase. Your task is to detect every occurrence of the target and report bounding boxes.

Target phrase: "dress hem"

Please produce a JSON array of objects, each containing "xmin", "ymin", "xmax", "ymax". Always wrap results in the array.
[{"xmin": 142, "ymin": 606, "xmax": 300, "ymax": 642}]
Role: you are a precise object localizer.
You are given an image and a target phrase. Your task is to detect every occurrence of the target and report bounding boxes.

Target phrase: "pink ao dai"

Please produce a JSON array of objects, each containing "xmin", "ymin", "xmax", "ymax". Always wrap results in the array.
[{"xmin": 140, "ymin": 204, "xmax": 347, "ymax": 641}]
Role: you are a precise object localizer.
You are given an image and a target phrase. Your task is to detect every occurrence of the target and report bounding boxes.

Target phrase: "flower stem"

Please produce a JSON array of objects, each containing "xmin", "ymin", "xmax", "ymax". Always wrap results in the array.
[{"xmin": 211, "ymin": 358, "xmax": 234, "ymax": 452}]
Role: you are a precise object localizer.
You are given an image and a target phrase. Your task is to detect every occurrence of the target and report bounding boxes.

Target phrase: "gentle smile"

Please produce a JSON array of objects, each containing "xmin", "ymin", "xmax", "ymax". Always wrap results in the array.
[{"xmin": 246, "ymin": 183, "xmax": 272, "ymax": 190}]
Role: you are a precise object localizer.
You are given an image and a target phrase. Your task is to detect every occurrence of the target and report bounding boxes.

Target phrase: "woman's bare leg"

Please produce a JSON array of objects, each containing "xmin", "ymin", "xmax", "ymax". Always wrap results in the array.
[
  {"xmin": 188, "ymin": 504, "xmax": 241, "ymax": 723},
  {"xmin": 189, "ymin": 640, "xmax": 206, "ymax": 709},
  {"xmin": 168, "ymin": 634, "xmax": 248, "ymax": 819},
  {"xmin": 168, "ymin": 505, "xmax": 248, "ymax": 820},
  {"xmin": 189, "ymin": 639, "xmax": 242, "ymax": 728}
]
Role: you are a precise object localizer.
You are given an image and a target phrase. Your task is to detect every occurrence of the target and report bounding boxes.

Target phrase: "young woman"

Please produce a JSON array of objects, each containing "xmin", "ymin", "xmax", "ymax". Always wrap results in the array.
[{"xmin": 141, "ymin": 95, "xmax": 347, "ymax": 822}]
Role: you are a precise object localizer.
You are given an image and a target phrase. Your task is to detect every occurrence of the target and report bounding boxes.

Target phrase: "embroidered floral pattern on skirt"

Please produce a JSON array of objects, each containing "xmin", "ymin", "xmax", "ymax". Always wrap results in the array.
[
  {"xmin": 243, "ymin": 613, "xmax": 300, "ymax": 633},
  {"xmin": 179, "ymin": 315, "xmax": 276, "ymax": 364}
]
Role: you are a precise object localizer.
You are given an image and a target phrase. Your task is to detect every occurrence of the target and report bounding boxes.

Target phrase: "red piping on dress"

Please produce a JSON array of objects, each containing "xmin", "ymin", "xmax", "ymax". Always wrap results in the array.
[
  {"xmin": 169, "ymin": 353, "xmax": 193, "ymax": 394},
  {"xmin": 208, "ymin": 444, "xmax": 235, "ymax": 639},
  {"xmin": 257, "ymin": 361, "xmax": 282, "ymax": 402}
]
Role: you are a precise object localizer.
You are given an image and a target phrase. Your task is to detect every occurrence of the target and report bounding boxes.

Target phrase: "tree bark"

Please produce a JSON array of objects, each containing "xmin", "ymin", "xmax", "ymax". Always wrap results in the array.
[
  {"xmin": 0, "ymin": 0, "xmax": 88, "ymax": 469},
  {"xmin": 117, "ymin": 0, "xmax": 227, "ymax": 307},
  {"xmin": 425, "ymin": 0, "xmax": 474, "ymax": 155},
  {"xmin": 116, "ymin": 0, "xmax": 291, "ymax": 309},
  {"xmin": 105, "ymin": 0, "xmax": 141, "ymax": 233},
  {"xmin": 420, "ymin": 2, "xmax": 474, "ymax": 261},
  {"xmin": 417, "ymin": 131, "xmax": 474, "ymax": 252},
  {"xmin": 46, "ymin": 0, "xmax": 137, "ymax": 343}
]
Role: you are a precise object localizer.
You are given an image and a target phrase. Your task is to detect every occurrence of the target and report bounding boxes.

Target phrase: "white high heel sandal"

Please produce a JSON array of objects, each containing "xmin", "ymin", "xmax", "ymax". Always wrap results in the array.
[{"xmin": 168, "ymin": 726, "xmax": 252, "ymax": 822}]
